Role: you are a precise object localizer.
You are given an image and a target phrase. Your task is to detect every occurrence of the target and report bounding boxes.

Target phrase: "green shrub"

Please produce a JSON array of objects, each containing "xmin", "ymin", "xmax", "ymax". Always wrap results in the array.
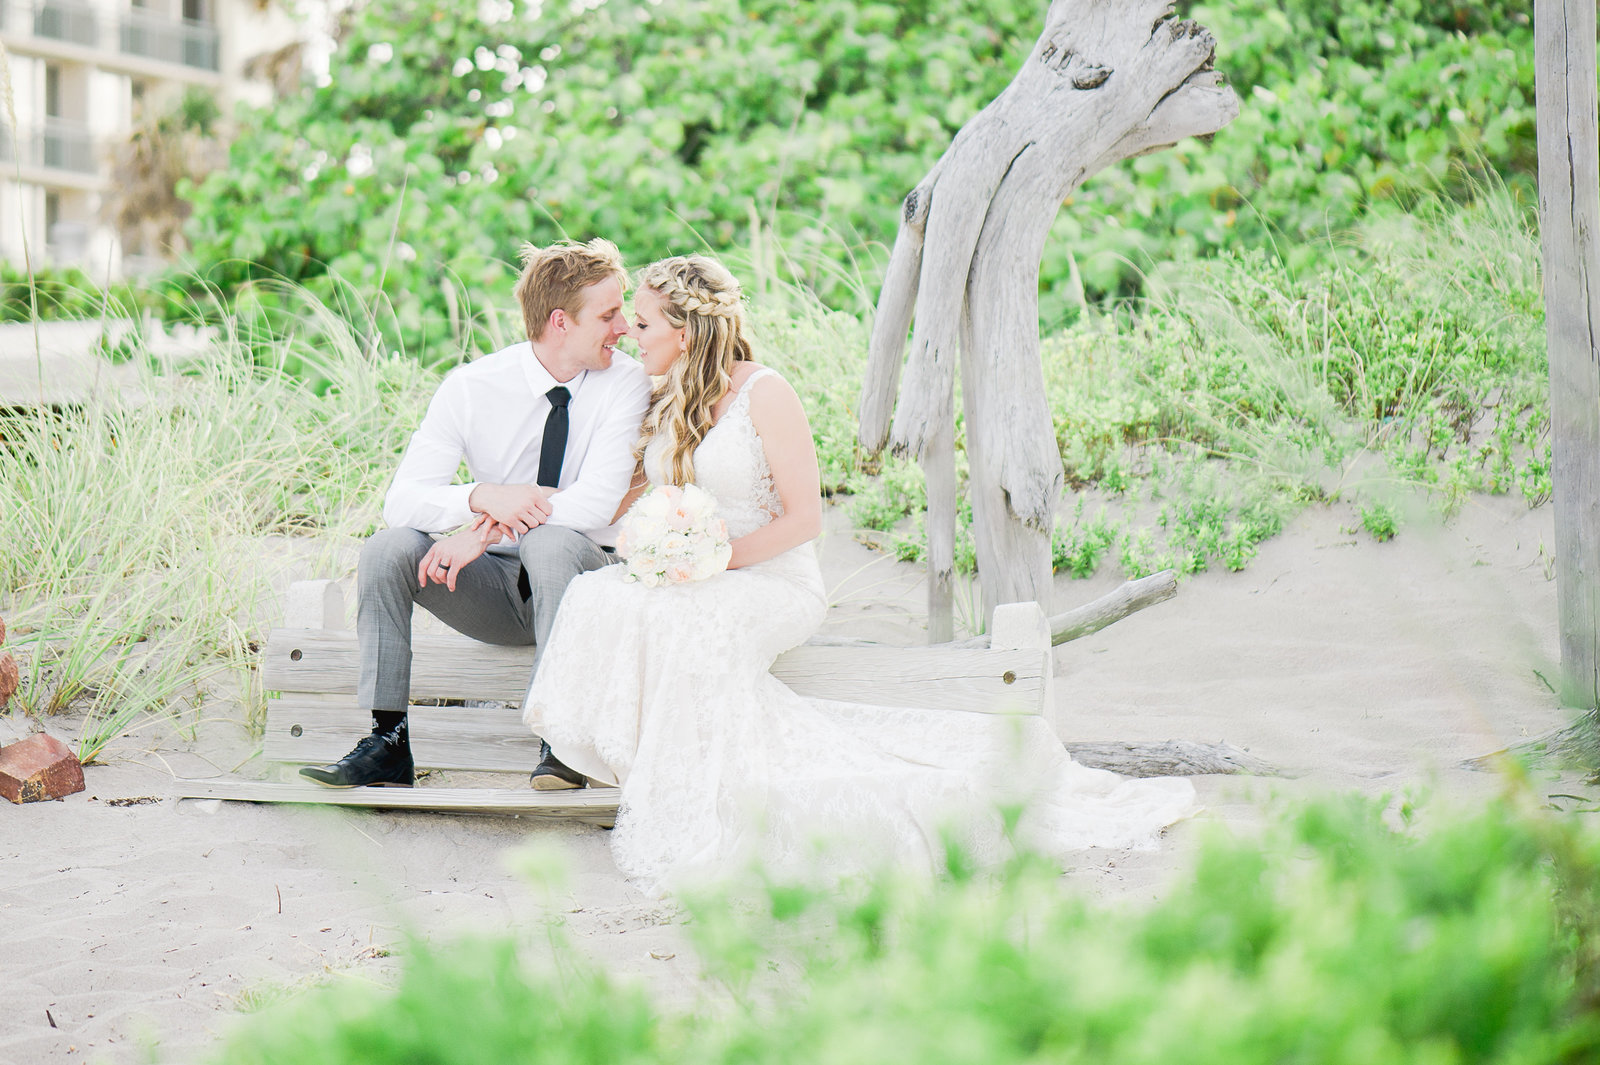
[
  {"xmin": 177, "ymin": 0, "xmax": 1541, "ymax": 353},
  {"xmin": 1054, "ymin": 0, "xmax": 1535, "ymax": 309},
  {"xmin": 0, "ymin": 262, "xmax": 165, "ymax": 323},
  {"xmin": 1361, "ymin": 502, "xmax": 1399, "ymax": 542},
  {"xmin": 179, "ymin": 0, "xmax": 1047, "ymax": 356},
  {"xmin": 846, "ymin": 456, "xmax": 926, "ymax": 532},
  {"xmin": 214, "ymin": 936, "xmax": 663, "ymax": 1065},
  {"xmin": 1024, "ymin": 187, "xmax": 1545, "ymax": 577},
  {"xmin": 211, "ymin": 795, "xmax": 1600, "ymax": 1065},
  {"xmin": 1051, "ymin": 499, "xmax": 1118, "ymax": 579}
]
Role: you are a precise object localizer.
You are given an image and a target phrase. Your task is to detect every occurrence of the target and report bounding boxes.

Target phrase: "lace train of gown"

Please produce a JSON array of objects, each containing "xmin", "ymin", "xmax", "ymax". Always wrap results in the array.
[{"xmin": 524, "ymin": 367, "xmax": 1196, "ymax": 893}]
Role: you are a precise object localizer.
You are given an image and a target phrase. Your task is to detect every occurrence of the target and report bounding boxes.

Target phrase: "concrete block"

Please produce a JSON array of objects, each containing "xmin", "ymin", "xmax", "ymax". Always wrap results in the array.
[
  {"xmin": 285, "ymin": 580, "xmax": 346, "ymax": 630},
  {"xmin": 0, "ymin": 733, "xmax": 85, "ymax": 803}
]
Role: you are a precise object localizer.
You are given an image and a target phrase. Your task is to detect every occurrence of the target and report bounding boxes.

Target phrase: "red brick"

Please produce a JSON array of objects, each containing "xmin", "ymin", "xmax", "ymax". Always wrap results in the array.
[
  {"xmin": 0, "ymin": 733, "xmax": 85, "ymax": 803},
  {"xmin": 0, "ymin": 652, "xmax": 16, "ymax": 709}
]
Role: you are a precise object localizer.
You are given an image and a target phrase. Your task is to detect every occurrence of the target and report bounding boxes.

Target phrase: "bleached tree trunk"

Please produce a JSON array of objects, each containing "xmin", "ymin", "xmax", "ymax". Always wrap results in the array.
[
  {"xmin": 1535, "ymin": 0, "xmax": 1600, "ymax": 709},
  {"xmin": 861, "ymin": 0, "xmax": 1238, "ymax": 631}
]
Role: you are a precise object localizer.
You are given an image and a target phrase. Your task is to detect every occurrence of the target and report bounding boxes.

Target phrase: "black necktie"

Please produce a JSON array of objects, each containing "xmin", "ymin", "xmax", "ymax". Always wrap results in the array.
[{"xmin": 537, "ymin": 386, "xmax": 571, "ymax": 488}]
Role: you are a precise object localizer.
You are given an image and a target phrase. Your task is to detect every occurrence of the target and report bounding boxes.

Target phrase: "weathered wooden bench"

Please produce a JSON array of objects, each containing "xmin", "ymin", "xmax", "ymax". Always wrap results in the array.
[{"xmin": 174, "ymin": 579, "xmax": 1054, "ymax": 823}]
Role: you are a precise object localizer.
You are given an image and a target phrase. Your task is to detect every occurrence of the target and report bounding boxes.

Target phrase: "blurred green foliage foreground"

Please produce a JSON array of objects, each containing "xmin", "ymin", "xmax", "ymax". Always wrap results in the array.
[{"xmin": 213, "ymin": 794, "xmax": 1600, "ymax": 1065}]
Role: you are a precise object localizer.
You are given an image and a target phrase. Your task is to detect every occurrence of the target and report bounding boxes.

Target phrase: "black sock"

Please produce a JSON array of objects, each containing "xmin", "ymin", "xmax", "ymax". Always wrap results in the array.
[{"xmin": 371, "ymin": 711, "xmax": 408, "ymax": 744}]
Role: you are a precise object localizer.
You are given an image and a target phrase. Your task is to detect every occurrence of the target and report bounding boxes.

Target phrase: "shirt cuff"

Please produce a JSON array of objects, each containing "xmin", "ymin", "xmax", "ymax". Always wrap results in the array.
[{"xmin": 433, "ymin": 482, "xmax": 479, "ymax": 529}]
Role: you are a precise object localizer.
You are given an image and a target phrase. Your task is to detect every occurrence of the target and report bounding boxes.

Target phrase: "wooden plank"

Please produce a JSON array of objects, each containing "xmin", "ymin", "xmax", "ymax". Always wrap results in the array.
[
  {"xmin": 263, "ymin": 631, "xmax": 535, "ymax": 702},
  {"xmin": 772, "ymin": 644, "xmax": 1044, "ymax": 713},
  {"xmin": 1536, "ymin": 0, "xmax": 1600, "ymax": 706},
  {"xmin": 172, "ymin": 778, "xmax": 618, "ymax": 823},
  {"xmin": 262, "ymin": 630, "xmax": 1048, "ymax": 714},
  {"xmin": 989, "ymin": 601, "xmax": 1054, "ymax": 728},
  {"xmin": 264, "ymin": 696, "xmax": 543, "ymax": 771}
]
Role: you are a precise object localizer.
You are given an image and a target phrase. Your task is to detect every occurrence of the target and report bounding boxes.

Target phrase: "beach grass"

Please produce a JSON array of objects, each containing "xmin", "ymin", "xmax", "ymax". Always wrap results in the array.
[
  {"xmin": 0, "ymin": 188, "xmax": 1550, "ymax": 755},
  {"xmin": 0, "ymin": 268, "xmax": 869, "ymax": 760},
  {"xmin": 866, "ymin": 184, "xmax": 1548, "ymax": 578},
  {"xmin": 0, "ymin": 287, "xmax": 436, "ymax": 760}
]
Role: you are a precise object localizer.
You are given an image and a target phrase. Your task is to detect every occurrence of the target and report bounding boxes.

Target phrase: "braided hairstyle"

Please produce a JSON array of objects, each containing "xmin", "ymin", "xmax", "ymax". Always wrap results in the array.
[{"xmin": 635, "ymin": 255, "xmax": 753, "ymax": 485}]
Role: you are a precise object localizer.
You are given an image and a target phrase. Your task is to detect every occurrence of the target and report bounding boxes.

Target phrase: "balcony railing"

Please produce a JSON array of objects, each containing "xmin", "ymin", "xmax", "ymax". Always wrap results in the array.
[
  {"xmin": 32, "ymin": 0, "xmax": 96, "ymax": 46},
  {"xmin": 120, "ymin": 8, "xmax": 218, "ymax": 72},
  {"xmin": 0, "ymin": 117, "xmax": 98, "ymax": 175},
  {"xmin": 0, "ymin": 1, "xmax": 219, "ymax": 73}
]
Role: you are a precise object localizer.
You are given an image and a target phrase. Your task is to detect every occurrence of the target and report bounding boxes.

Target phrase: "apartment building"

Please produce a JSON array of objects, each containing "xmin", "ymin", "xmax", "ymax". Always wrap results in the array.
[{"xmin": 0, "ymin": 0, "xmax": 299, "ymax": 276}]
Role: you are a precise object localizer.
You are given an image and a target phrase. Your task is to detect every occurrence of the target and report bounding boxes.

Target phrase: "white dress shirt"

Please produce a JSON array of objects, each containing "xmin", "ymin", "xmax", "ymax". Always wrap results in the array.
[{"xmin": 382, "ymin": 341, "xmax": 652, "ymax": 549}]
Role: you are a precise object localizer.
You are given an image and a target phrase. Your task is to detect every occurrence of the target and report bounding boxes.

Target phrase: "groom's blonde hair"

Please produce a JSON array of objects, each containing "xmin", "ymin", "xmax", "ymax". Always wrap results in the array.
[
  {"xmin": 635, "ymin": 255, "xmax": 752, "ymax": 485},
  {"xmin": 514, "ymin": 238, "xmax": 628, "ymax": 341}
]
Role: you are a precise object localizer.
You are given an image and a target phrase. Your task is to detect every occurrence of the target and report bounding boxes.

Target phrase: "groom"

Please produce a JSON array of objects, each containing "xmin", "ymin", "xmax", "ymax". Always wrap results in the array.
[{"xmin": 301, "ymin": 238, "xmax": 652, "ymax": 790}]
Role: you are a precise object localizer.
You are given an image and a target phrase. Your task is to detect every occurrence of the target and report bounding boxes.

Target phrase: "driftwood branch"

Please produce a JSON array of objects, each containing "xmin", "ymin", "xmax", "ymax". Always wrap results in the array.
[
  {"xmin": 812, "ymin": 572, "xmax": 1177, "ymax": 651},
  {"xmin": 1065, "ymin": 740, "xmax": 1277, "ymax": 778},
  {"xmin": 860, "ymin": 172, "xmax": 939, "ymax": 454},
  {"xmin": 1049, "ymin": 570, "xmax": 1179, "ymax": 645},
  {"xmin": 813, "ymin": 571, "xmax": 1177, "ymax": 650},
  {"xmin": 1463, "ymin": 707, "xmax": 1600, "ymax": 774},
  {"xmin": 944, "ymin": 570, "xmax": 1178, "ymax": 649}
]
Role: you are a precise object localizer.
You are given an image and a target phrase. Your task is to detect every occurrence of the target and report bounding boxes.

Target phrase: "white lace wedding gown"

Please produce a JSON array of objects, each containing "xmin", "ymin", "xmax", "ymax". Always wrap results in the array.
[{"xmin": 524, "ymin": 367, "xmax": 1196, "ymax": 893}]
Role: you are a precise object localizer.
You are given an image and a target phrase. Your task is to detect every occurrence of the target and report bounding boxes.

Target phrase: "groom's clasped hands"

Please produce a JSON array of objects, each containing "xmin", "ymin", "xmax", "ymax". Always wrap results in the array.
[
  {"xmin": 415, "ymin": 483, "xmax": 552, "ymax": 592},
  {"xmin": 470, "ymin": 481, "xmax": 555, "ymax": 536}
]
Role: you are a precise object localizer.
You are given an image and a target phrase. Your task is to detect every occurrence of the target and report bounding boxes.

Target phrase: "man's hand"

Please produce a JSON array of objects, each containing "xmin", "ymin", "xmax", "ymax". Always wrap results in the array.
[
  {"xmin": 468, "ymin": 483, "xmax": 553, "ymax": 536},
  {"xmin": 418, "ymin": 529, "xmax": 492, "ymax": 592},
  {"xmin": 469, "ymin": 512, "xmax": 520, "ymax": 546}
]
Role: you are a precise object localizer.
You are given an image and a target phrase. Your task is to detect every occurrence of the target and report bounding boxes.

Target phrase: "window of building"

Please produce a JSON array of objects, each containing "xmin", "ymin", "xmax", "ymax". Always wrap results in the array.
[{"xmin": 44, "ymin": 65, "xmax": 60, "ymax": 119}]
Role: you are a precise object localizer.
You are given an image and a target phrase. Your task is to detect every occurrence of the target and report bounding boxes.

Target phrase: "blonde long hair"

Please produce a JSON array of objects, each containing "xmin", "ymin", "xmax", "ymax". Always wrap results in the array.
[{"xmin": 635, "ymin": 255, "xmax": 753, "ymax": 485}]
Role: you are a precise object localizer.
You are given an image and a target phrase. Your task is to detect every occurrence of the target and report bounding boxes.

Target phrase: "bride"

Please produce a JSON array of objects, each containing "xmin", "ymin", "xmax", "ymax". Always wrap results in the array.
[{"xmin": 522, "ymin": 255, "xmax": 1195, "ymax": 893}]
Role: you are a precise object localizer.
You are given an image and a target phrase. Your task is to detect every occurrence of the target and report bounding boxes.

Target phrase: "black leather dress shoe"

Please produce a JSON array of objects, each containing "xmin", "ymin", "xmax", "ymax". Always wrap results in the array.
[
  {"xmin": 300, "ymin": 733, "xmax": 415, "ymax": 788},
  {"xmin": 530, "ymin": 740, "xmax": 586, "ymax": 791}
]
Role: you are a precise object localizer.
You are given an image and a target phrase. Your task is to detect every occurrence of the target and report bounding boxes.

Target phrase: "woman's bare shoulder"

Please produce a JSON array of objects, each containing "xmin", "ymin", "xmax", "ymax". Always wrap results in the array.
[
  {"xmin": 730, "ymin": 361, "xmax": 776, "ymax": 389},
  {"xmin": 744, "ymin": 365, "xmax": 804, "ymax": 426}
]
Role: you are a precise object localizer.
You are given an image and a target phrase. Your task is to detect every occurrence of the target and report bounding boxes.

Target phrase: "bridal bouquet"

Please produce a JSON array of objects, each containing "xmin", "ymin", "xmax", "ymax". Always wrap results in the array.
[{"xmin": 616, "ymin": 484, "xmax": 733, "ymax": 586}]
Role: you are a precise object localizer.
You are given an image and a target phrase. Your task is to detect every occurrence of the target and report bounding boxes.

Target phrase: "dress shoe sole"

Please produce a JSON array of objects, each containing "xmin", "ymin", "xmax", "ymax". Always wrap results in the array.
[
  {"xmin": 299, "ymin": 772, "xmax": 414, "ymax": 789},
  {"xmin": 529, "ymin": 774, "xmax": 585, "ymax": 791}
]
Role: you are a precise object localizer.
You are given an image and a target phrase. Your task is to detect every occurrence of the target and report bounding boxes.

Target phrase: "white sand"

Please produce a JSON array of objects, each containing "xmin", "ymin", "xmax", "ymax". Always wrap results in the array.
[{"xmin": 0, "ymin": 495, "xmax": 1578, "ymax": 1064}]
